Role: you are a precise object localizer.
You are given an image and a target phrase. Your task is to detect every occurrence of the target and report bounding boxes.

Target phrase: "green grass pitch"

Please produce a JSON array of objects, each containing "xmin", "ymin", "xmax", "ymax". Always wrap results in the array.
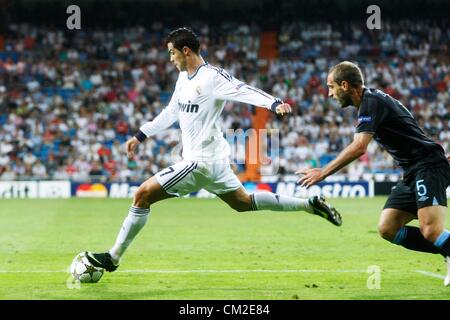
[{"xmin": 0, "ymin": 197, "xmax": 449, "ymax": 300}]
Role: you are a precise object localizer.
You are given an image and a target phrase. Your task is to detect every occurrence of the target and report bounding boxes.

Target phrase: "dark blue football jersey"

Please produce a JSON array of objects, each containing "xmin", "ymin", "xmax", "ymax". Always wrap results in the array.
[{"xmin": 356, "ymin": 88, "xmax": 447, "ymax": 173}]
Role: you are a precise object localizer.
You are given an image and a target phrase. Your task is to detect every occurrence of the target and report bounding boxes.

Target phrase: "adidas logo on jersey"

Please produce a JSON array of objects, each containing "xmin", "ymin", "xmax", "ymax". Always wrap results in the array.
[{"xmin": 178, "ymin": 100, "xmax": 199, "ymax": 113}]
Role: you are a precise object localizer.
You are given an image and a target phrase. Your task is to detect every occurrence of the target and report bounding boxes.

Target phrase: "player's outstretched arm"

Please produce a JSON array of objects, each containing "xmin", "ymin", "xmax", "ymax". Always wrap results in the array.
[
  {"xmin": 212, "ymin": 68, "xmax": 291, "ymax": 116},
  {"xmin": 127, "ymin": 99, "xmax": 178, "ymax": 159},
  {"xmin": 274, "ymin": 103, "xmax": 292, "ymax": 116},
  {"xmin": 297, "ymin": 132, "xmax": 373, "ymax": 187},
  {"xmin": 130, "ymin": 89, "xmax": 179, "ymax": 156}
]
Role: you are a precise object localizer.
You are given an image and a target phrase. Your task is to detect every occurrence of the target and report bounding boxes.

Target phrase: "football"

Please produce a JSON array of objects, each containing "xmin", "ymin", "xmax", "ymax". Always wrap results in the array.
[{"xmin": 70, "ymin": 252, "xmax": 104, "ymax": 283}]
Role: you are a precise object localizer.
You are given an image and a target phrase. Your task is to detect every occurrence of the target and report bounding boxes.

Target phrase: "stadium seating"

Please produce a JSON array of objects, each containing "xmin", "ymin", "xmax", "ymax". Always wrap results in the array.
[{"xmin": 0, "ymin": 21, "xmax": 448, "ymax": 182}]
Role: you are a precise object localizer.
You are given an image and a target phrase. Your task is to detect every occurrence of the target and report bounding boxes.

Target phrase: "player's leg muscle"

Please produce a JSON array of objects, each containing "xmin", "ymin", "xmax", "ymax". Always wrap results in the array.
[
  {"xmin": 217, "ymin": 187, "xmax": 252, "ymax": 212},
  {"xmin": 133, "ymin": 176, "xmax": 174, "ymax": 208},
  {"xmin": 378, "ymin": 208, "xmax": 415, "ymax": 241},
  {"xmin": 418, "ymin": 205, "xmax": 447, "ymax": 243}
]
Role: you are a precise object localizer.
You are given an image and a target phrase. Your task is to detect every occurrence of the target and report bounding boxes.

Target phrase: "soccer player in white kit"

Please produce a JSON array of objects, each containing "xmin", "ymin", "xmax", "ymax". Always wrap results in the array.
[{"xmin": 86, "ymin": 28, "xmax": 342, "ymax": 272}]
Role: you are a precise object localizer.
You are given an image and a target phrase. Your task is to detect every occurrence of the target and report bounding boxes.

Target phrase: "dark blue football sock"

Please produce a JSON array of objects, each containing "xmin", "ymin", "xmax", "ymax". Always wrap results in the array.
[
  {"xmin": 392, "ymin": 226, "xmax": 445, "ymax": 256},
  {"xmin": 434, "ymin": 230, "xmax": 450, "ymax": 257}
]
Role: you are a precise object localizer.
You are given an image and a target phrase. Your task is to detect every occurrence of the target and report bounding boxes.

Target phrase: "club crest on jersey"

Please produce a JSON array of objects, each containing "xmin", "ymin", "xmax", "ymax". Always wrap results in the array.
[
  {"xmin": 195, "ymin": 85, "xmax": 201, "ymax": 95},
  {"xmin": 235, "ymin": 83, "xmax": 245, "ymax": 90},
  {"xmin": 358, "ymin": 116, "xmax": 372, "ymax": 124},
  {"xmin": 178, "ymin": 100, "xmax": 199, "ymax": 113}
]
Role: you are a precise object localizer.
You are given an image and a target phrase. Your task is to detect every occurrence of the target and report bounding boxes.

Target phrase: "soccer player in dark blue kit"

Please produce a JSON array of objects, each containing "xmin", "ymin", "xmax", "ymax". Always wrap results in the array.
[{"xmin": 298, "ymin": 61, "xmax": 450, "ymax": 286}]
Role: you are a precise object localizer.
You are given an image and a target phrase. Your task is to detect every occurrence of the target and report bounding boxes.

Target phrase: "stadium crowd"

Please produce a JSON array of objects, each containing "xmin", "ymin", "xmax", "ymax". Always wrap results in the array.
[{"xmin": 0, "ymin": 20, "xmax": 448, "ymax": 182}]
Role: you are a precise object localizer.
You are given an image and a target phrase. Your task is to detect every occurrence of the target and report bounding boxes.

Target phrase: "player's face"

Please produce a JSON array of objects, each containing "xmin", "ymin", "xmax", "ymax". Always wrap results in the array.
[
  {"xmin": 327, "ymin": 73, "xmax": 353, "ymax": 108},
  {"xmin": 167, "ymin": 42, "xmax": 187, "ymax": 71}
]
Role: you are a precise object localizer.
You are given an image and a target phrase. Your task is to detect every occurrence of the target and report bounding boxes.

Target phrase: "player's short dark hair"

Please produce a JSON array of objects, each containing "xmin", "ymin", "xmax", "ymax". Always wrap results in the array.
[
  {"xmin": 166, "ymin": 27, "xmax": 200, "ymax": 54},
  {"xmin": 329, "ymin": 61, "xmax": 364, "ymax": 87}
]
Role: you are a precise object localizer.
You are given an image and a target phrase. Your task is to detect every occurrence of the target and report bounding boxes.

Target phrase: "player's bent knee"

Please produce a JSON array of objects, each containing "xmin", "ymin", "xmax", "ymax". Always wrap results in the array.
[
  {"xmin": 420, "ymin": 225, "xmax": 442, "ymax": 243},
  {"xmin": 133, "ymin": 187, "xmax": 151, "ymax": 208},
  {"xmin": 377, "ymin": 223, "xmax": 396, "ymax": 242},
  {"xmin": 133, "ymin": 180, "xmax": 158, "ymax": 207},
  {"xmin": 136, "ymin": 181, "xmax": 152, "ymax": 196}
]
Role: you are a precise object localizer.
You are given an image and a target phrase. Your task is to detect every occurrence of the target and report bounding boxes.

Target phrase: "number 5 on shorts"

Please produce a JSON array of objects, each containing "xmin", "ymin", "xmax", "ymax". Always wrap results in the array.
[{"xmin": 416, "ymin": 179, "xmax": 427, "ymax": 197}]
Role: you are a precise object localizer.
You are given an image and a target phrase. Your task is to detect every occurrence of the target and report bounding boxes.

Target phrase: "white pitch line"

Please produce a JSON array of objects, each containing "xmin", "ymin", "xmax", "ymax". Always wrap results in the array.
[
  {"xmin": 414, "ymin": 270, "xmax": 445, "ymax": 280},
  {"xmin": 0, "ymin": 269, "xmax": 368, "ymax": 274},
  {"xmin": 118, "ymin": 269, "xmax": 368, "ymax": 274},
  {"xmin": 7, "ymin": 269, "xmax": 443, "ymax": 275},
  {"xmin": 0, "ymin": 270, "xmax": 63, "ymax": 273}
]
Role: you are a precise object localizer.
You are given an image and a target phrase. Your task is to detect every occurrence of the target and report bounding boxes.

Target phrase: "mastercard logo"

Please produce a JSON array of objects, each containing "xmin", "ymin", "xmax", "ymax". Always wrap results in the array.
[
  {"xmin": 256, "ymin": 183, "xmax": 272, "ymax": 192},
  {"xmin": 242, "ymin": 182, "xmax": 273, "ymax": 193},
  {"xmin": 76, "ymin": 183, "xmax": 108, "ymax": 198}
]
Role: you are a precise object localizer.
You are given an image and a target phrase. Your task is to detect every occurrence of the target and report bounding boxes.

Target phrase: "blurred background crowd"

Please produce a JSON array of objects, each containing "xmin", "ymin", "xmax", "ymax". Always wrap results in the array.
[{"xmin": 0, "ymin": 0, "xmax": 448, "ymax": 183}]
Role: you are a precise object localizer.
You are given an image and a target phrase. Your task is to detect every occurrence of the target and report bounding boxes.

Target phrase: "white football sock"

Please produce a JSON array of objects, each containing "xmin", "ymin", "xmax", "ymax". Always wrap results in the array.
[
  {"xmin": 109, "ymin": 206, "xmax": 150, "ymax": 264},
  {"xmin": 251, "ymin": 192, "xmax": 312, "ymax": 213}
]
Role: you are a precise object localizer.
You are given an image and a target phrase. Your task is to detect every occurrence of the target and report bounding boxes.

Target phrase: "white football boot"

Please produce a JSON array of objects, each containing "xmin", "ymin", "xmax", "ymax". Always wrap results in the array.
[{"xmin": 444, "ymin": 257, "xmax": 450, "ymax": 286}]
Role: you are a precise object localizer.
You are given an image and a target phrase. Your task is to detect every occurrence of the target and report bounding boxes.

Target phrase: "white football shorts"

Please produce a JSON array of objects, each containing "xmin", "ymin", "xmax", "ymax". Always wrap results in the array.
[{"xmin": 155, "ymin": 159, "xmax": 243, "ymax": 197}]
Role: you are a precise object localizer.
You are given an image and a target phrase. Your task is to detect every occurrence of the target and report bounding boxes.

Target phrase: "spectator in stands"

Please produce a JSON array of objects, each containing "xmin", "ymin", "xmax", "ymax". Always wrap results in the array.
[{"xmin": 0, "ymin": 20, "xmax": 447, "ymax": 183}]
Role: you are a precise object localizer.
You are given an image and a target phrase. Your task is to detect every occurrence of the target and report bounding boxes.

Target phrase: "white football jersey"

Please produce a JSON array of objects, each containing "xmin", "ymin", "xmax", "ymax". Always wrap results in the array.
[{"xmin": 138, "ymin": 63, "xmax": 281, "ymax": 161}]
